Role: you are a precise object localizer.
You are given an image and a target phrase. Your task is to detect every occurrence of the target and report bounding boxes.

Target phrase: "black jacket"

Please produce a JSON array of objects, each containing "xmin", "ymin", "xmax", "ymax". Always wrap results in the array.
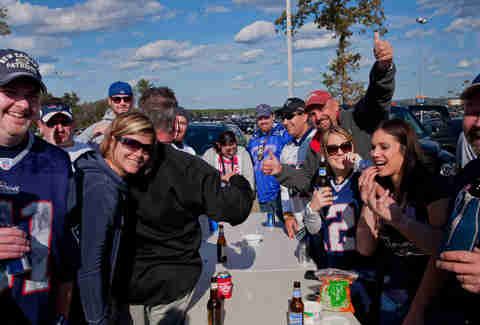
[
  {"xmin": 128, "ymin": 143, "xmax": 253, "ymax": 306},
  {"xmin": 276, "ymin": 61, "xmax": 396, "ymax": 194}
]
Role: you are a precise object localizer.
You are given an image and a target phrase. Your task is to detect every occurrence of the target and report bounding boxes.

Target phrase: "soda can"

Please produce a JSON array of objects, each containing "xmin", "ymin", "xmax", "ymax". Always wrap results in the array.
[
  {"xmin": 216, "ymin": 271, "xmax": 233, "ymax": 299},
  {"xmin": 6, "ymin": 223, "xmax": 32, "ymax": 276}
]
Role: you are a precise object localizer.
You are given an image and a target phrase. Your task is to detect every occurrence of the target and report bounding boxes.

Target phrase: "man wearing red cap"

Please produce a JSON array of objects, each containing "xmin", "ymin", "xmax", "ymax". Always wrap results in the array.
[{"xmin": 263, "ymin": 32, "xmax": 395, "ymax": 195}]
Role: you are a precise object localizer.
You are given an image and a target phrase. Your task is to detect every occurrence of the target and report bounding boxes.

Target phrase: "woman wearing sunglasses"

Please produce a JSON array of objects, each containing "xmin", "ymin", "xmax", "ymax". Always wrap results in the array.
[
  {"xmin": 75, "ymin": 112, "xmax": 155, "ymax": 325},
  {"xmin": 303, "ymin": 126, "xmax": 372, "ymax": 271},
  {"xmin": 357, "ymin": 119, "xmax": 450, "ymax": 325}
]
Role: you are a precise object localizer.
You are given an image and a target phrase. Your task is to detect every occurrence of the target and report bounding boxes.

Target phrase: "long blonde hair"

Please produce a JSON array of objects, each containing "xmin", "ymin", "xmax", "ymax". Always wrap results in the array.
[{"xmin": 100, "ymin": 112, "xmax": 155, "ymax": 158}]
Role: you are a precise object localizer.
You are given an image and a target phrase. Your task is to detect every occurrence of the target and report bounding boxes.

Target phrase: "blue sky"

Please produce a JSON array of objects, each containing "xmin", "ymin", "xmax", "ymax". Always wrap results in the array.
[{"xmin": 0, "ymin": 0, "xmax": 479, "ymax": 109}]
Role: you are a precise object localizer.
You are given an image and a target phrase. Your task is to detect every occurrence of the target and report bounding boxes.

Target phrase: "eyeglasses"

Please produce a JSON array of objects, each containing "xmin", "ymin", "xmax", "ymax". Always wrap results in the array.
[
  {"xmin": 111, "ymin": 96, "xmax": 132, "ymax": 104},
  {"xmin": 326, "ymin": 141, "xmax": 353, "ymax": 155},
  {"xmin": 46, "ymin": 118, "xmax": 72, "ymax": 128},
  {"xmin": 278, "ymin": 112, "xmax": 302, "ymax": 121},
  {"xmin": 115, "ymin": 136, "xmax": 153, "ymax": 153}
]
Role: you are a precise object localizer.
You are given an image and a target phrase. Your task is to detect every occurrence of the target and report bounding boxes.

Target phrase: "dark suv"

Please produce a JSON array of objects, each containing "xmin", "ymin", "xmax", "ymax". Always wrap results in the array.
[
  {"xmin": 390, "ymin": 106, "xmax": 456, "ymax": 175},
  {"xmin": 184, "ymin": 122, "xmax": 247, "ymax": 156}
]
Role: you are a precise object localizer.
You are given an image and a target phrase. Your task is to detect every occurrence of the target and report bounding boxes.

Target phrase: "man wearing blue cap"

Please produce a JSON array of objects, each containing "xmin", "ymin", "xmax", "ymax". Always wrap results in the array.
[
  {"xmin": 76, "ymin": 81, "xmax": 134, "ymax": 144},
  {"xmin": 248, "ymin": 104, "xmax": 292, "ymax": 224}
]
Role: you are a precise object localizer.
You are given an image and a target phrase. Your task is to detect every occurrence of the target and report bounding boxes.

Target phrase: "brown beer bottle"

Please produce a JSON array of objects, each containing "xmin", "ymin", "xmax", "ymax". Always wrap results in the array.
[
  {"xmin": 316, "ymin": 155, "xmax": 329, "ymax": 188},
  {"xmin": 217, "ymin": 224, "xmax": 227, "ymax": 264},
  {"xmin": 207, "ymin": 277, "xmax": 222, "ymax": 325},
  {"xmin": 288, "ymin": 281, "xmax": 304, "ymax": 325}
]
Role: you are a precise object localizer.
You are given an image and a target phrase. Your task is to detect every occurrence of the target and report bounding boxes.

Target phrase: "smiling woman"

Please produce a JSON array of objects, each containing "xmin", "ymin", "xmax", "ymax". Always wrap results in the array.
[{"xmin": 75, "ymin": 112, "xmax": 155, "ymax": 324}]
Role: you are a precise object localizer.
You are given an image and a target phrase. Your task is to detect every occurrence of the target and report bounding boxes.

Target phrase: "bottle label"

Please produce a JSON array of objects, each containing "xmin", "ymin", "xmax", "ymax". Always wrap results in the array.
[
  {"xmin": 288, "ymin": 312, "xmax": 303, "ymax": 325},
  {"xmin": 293, "ymin": 288, "xmax": 301, "ymax": 298},
  {"xmin": 318, "ymin": 167, "xmax": 327, "ymax": 177}
]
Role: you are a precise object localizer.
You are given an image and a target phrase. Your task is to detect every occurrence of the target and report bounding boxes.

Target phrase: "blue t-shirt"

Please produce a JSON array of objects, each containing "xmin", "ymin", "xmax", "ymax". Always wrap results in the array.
[
  {"xmin": 247, "ymin": 123, "xmax": 292, "ymax": 203},
  {"xmin": 0, "ymin": 134, "xmax": 75, "ymax": 325}
]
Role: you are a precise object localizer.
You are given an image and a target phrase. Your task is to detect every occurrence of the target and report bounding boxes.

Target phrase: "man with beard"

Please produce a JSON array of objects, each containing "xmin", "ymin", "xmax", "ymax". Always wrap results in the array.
[
  {"xmin": 37, "ymin": 98, "xmax": 92, "ymax": 164},
  {"xmin": 262, "ymin": 32, "xmax": 395, "ymax": 194},
  {"xmin": 456, "ymin": 74, "xmax": 480, "ymax": 169}
]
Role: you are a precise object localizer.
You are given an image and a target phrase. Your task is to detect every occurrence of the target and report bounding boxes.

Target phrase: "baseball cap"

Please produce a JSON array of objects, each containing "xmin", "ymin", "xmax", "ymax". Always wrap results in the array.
[
  {"xmin": 461, "ymin": 74, "xmax": 480, "ymax": 100},
  {"xmin": 256, "ymin": 104, "xmax": 273, "ymax": 119},
  {"xmin": 305, "ymin": 90, "xmax": 332, "ymax": 110},
  {"xmin": 40, "ymin": 103, "xmax": 72, "ymax": 123},
  {"xmin": 279, "ymin": 97, "xmax": 306, "ymax": 114},
  {"xmin": 108, "ymin": 81, "xmax": 133, "ymax": 97},
  {"xmin": 0, "ymin": 49, "xmax": 46, "ymax": 93}
]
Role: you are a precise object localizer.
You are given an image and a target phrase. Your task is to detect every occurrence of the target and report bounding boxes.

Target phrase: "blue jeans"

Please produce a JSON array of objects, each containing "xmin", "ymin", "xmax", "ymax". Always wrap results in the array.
[{"xmin": 259, "ymin": 193, "xmax": 284, "ymax": 223}]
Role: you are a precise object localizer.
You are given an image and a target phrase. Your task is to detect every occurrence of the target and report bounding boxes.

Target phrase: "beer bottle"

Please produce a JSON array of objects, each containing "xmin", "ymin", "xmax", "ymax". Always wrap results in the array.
[
  {"xmin": 288, "ymin": 281, "xmax": 304, "ymax": 325},
  {"xmin": 316, "ymin": 155, "xmax": 329, "ymax": 188},
  {"xmin": 217, "ymin": 224, "xmax": 227, "ymax": 264},
  {"xmin": 207, "ymin": 277, "xmax": 222, "ymax": 325}
]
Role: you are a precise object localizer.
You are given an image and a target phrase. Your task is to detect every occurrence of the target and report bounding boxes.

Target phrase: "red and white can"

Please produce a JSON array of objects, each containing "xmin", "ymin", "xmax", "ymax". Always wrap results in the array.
[{"xmin": 216, "ymin": 271, "xmax": 233, "ymax": 299}]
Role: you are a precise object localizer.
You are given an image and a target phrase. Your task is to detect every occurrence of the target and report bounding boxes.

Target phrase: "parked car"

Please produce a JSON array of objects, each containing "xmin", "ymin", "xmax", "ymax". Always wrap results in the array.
[
  {"xmin": 408, "ymin": 105, "xmax": 462, "ymax": 155},
  {"xmin": 184, "ymin": 122, "xmax": 248, "ymax": 156},
  {"xmin": 390, "ymin": 106, "xmax": 456, "ymax": 175}
]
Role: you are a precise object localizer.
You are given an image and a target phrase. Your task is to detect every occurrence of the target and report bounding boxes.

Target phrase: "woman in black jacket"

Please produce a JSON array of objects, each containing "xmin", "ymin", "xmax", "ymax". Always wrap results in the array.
[{"xmin": 76, "ymin": 112, "xmax": 155, "ymax": 325}]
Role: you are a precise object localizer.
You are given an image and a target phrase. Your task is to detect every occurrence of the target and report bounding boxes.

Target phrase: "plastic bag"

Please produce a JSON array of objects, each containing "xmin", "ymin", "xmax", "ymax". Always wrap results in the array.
[{"xmin": 314, "ymin": 268, "xmax": 358, "ymax": 312}]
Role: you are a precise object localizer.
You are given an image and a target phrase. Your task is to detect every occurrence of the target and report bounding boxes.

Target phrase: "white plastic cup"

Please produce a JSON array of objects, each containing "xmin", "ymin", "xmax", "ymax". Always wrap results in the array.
[{"xmin": 304, "ymin": 301, "xmax": 322, "ymax": 325}]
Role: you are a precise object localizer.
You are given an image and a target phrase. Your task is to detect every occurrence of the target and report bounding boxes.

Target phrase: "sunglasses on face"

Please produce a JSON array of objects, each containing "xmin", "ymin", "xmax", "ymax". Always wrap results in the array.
[
  {"xmin": 326, "ymin": 141, "xmax": 353, "ymax": 156},
  {"xmin": 115, "ymin": 136, "xmax": 153, "ymax": 153},
  {"xmin": 111, "ymin": 96, "xmax": 132, "ymax": 104},
  {"xmin": 46, "ymin": 119, "xmax": 72, "ymax": 128},
  {"xmin": 277, "ymin": 112, "xmax": 302, "ymax": 121}
]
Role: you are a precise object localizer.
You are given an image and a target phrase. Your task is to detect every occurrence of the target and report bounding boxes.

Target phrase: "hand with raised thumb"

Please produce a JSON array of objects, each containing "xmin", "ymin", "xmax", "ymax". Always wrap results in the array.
[
  {"xmin": 373, "ymin": 31, "xmax": 393, "ymax": 62},
  {"xmin": 262, "ymin": 151, "xmax": 282, "ymax": 175}
]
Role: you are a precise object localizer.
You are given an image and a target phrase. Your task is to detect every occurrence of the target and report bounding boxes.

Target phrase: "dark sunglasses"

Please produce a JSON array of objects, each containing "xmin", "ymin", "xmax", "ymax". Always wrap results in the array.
[
  {"xmin": 46, "ymin": 118, "xmax": 72, "ymax": 128},
  {"xmin": 115, "ymin": 136, "xmax": 153, "ymax": 153},
  {"xmin": 111, "ymin": 96, "xmax": 132, "ymax": 104},
  {"xmin": 326, "ymin": 141, "xmax": 353, "ymax": 155},
  {"xmin": 277, "ymin": 111, "xmax": 302, "ymax": 121}
]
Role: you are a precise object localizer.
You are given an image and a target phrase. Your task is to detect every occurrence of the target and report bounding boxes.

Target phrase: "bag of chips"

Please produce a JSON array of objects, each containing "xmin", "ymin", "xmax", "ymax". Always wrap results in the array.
[{"xmin": 314, "ymin": 268, "xmax": 357, "ymax": 312}]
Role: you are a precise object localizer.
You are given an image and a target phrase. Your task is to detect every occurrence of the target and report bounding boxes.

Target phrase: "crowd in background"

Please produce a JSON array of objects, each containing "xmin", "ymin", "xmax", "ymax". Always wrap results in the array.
[{"xmin": 1, "ymin": 30, "xmax": 480, "ymax": 325}]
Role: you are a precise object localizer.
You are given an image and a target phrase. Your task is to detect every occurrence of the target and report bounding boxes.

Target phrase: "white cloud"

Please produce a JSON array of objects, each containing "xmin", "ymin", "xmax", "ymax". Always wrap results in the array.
[
  {"xmin": 119, "ymin": 62, "xmax": 144, "ymax": 70},
  {"xmin": 445, "ymin": 17, "xmax": 480, "ymax": 33},
  {"xmin": 447, "ymin": 71, "xmax": 474, "ymax": 78},
  {"xmin": 268, "ymin": 80, "xmax": 312, "ymax": 88},
  {"xmin": 303, "ymin": 67, "xmax": 315, "ymax": 74},
  {"xmin": 232, "ymin": 83, "xmax": 254, "ymax": 89},
  {"xmin": 235, "ymin": 21, "xmax": 276, "ymax": 43},
  {"xmin": 0, "ymin": 35, "xmax": 72, "ymax": 56},
  {"xmin": 457, "ymin": 59, "xmax": 471, "ymax": 68},
  {"xmin": 2, "ymin": 0, "xmax": 169, "ymax": 35},
  {"xmin": 150, "ymin": 61, "xmax": 192, "ymax": 70},
  {"xmin": 215, "ymin": 54, "xmax": 232, "ymax": 63},
  {"xmin": 205, "ymin": 6, "xmax": 231, "ymax": 14},
  {"xmin": 404, "ymin": 28, "xmax": 436, "ymax": 39},
  {"xmin": 134, "ymin": 40, "xmax": 207, "ymax": 61},
  {"xmin": 386, "ymin": 15, "xmax": 417, "ymax": 29},
  {"xmin": 294, "ymin": 35, "xmax": 336, "ymax": 51},
  {"xmin": 39, "ymin": 64, "xmax": 55, "ymax": 77},
  {"xmin": 239, "ymin": 49, "xmax": 264, "ymax": 63},
  {"xmin": 233, "ymin": 75, "xmax": 246, "ymax": 81},
  {"xmin": 297, "ymin": 23, "xmax": 325, "ymax": 37},
  {"xmin": 418, "ymin": 0, "xmax": 480, "ymax": 19}
]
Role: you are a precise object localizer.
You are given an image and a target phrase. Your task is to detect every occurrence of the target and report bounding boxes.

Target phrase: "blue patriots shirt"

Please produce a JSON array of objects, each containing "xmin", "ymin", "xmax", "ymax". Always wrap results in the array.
[
  {"xmin": 247, "ymin": 123, "xmax": 292, "ymax": 203},
  {"xmin": 317, "ymin": 171, "xmax": 371, "ymax": 270},
  {"xmin": 0, "ymin": 133, "xmax": 75, "ymax": 325}
]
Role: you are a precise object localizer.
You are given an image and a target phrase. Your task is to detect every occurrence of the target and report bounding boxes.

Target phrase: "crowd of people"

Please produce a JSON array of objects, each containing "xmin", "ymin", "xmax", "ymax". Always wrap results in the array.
[{"xmin": 1, "ymin": 30, "xmax": 480, "ymax": 325}]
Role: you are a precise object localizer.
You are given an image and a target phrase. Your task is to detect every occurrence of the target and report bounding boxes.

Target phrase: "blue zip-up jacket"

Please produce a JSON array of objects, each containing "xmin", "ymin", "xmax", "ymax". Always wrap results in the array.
[
  {"xmin": 75, "ymin": 151, "xmax": 127, "ymax": 325},
  {"xmin": 247, "ymin": 123, "xmax": 292, "ymax": 203}
]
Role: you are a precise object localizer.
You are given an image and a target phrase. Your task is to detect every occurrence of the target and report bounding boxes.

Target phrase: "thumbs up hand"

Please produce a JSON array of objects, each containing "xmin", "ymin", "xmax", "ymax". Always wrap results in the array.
[
  {"xmin": 262, "ymin": 151, "xmax": 282, "ymax": 175},
  {"xmin": 373, "ymin": 31, "xmax": 393, "ymax": 62}
]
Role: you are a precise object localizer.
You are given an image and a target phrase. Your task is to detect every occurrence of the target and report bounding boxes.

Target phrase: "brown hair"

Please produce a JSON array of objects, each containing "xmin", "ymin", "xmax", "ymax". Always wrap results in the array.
[{"xmin": 100, "ymin": 112, "xmax": 155, "ymax": 158}]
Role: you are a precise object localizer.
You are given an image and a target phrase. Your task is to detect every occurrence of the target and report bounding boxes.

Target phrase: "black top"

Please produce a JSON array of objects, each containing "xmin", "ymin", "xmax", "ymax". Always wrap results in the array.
[{"xmin": 127, "ymin": 143, "xmax": 253, "ymax": 306}]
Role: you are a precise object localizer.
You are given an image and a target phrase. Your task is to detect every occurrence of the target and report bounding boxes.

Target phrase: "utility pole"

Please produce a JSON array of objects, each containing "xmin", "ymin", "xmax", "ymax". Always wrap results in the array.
[{"xmin": 286, "ymin": 0, "xmax": 294, "ymax": 98}]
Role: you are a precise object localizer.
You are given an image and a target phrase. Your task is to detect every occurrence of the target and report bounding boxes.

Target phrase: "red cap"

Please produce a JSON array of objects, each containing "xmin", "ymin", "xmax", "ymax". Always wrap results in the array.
[{"xmin": 305, "ymin": 90, "xmax": 332, "ymax": 110}]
